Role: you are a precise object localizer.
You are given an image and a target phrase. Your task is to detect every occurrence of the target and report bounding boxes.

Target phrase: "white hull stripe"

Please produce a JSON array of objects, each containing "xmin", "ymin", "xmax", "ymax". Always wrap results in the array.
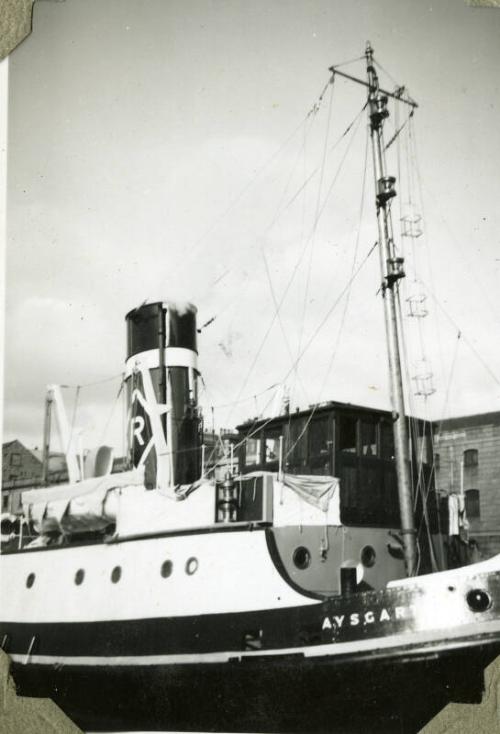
[{"xmin": 10, "ymin": 619, "xmax": 500, "ymax": 668}]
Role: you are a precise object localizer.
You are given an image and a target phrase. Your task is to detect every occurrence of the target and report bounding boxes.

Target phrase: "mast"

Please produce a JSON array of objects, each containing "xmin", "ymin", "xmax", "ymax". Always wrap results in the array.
[
  {"xmin": 41, "ymin": 390, "xmax": 52, "ymax": 486},
  {"xmin": 365, "ymin": 42, "xmax": 417, "ymax": 576}
]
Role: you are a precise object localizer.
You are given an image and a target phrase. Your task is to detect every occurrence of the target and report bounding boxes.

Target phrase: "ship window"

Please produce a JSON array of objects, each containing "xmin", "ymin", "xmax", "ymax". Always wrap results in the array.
[
  {"xmin": 26, "ymin": 573, "xmax": 35, "ymax": 589},
  {"xmin": 293, "ymin": 546, "xmax": 311, "ymax": 570},
  {"xmin": 339, "ymin": 416, "xmax": 357, "ymax": 454},
  {"xmin": 264, "ymin": 433, "xmax": 281, "ymax": 465},
  {"xmin": 464, "ymin": 449, "xmax": 478, "ymax": 468},
  {"xmin": 185, "ymin": 557, "xmax": 199, "ymax": 575},
  {"xmin": 465, "ymin": 489, "xmax": 480, "ymax": 519},
  {"xmin": 111, "ymin": 566, "xmax": 122, "ymax": 584},
  {"xmin": 74, "ymin": 569, "xmax": 85, "ymax": 586},
  {"xmin": 245, "ymin": 438, "xmax": 261, "ymax": 467},
  {"xmin": 161, "ymin": 560, "xmax": 173, "ymax": 578},
  {"xmin": 308, "ymin": 417, "xmax": 331, "ymax": 474},
  {"xmin": 287, "ymin": 419, "xmax": 307, "ymax": 469},
  {"xmin": 309, "ymin": 419, "xmax": 329, "ymax": 456},
  {"xmin": 361, "ymin": 545, "xmax": 376, "ymax": 568},
  {"xmin": 360, "ymin": 420, "xmax": 377, "ymax": 456},
  {"xmin": 380, "ymin": 421, "xmax": 395, "ymax": 460}
]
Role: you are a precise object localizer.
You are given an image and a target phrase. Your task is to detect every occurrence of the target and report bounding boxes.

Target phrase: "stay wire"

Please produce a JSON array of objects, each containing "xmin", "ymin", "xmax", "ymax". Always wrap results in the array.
[
  {"xmin": 436, "ymin": 330, "xmax": 462, "ymax": 428},
  {"xmin": 244, "ymin": 238, "xmax": 378, "ymax": 466},
  {"xmin": 61, "ymin": 373, "xmax": 123, "ymax": 390},
  {"xmin": 229, "ymin": 242, "xmax": 378, "ymax": 467},
  {"xmin": 283, "ymin": 240, "xmax": 378, "ymax": 385},
  {"xmin": 422, "ymin": 282, "xmax": 500, "ymax": 390},
  {"xmin": 285, "ymin": 122, "xmax": 370, "ymax": 461},
  {"xmin": 98, "ymin": 378, "xmax": 126, "ymax": 448},
  {"xmin": 282, "ymin": 102, "xmax": 367, "ymax": 215},
  {"xmin": 384, "ymin": 109, "xmax": 414, "ymax": 151},
  {"xmin": 261, "ymin": 247, "xmax": 310, "ymax": 402},
  {"xmin": 223, "ymin": 101, "xmax": 364, "ymax": 428},
  {"xmin": 160, "ymin": 74, "xmax": 336, "ymax": 295},
  {"xmin": 297, "ymin": 78, "xmax": 336, "ymax": 377},
  {"xmin": 331, "ymin": 55, "xmax": 365, "ymax": 69}
]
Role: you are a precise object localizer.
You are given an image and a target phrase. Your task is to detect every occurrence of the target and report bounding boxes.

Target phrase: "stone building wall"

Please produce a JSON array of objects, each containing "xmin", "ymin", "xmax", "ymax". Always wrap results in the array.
[{"xmin": 435, "ymin": 412, "xmax": 500, "ymax": 558}]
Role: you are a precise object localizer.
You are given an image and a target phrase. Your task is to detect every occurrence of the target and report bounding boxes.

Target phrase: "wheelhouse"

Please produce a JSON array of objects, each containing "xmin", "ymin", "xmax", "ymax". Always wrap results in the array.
[{"xmin": 237, "ymin": 401, "xmax": 440, "ymax": 531}]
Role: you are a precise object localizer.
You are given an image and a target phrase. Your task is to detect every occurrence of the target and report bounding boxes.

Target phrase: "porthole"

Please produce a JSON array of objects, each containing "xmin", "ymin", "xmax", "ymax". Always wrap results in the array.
[
  {"xmin": 466, "ymin": 588, "xmax": 491, "ymax": 613},
  {"xmin": 111, "ymin": 566, "xmax": 122, "ymax": 584},
  {"xmin": 185, "ymin": 557, "xmax": 198, "ymax": 576},
  {"xmin": 161, "ymin": 560, "xmax": 173, "ymax": 578},
  {"xmin": 361, "ymin": 545, "xmax": 376, "ymax": 568},
  {"xmin": 74, "ymin": 569, "xmax": 85, "ymax": 586},
  {"xmin": 26, "ymin": 573, "xmax": 35, "ymax": 589},
  {"xmin": 293, "ymin": 546, "xmax": 311, "ymax": 570}
]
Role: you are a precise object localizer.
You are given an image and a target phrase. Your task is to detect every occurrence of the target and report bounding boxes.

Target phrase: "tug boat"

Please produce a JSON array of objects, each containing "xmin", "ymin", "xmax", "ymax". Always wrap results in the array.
[{"xmin": 2, "ymin": 44, "xmax": 500, "ymax": 733}]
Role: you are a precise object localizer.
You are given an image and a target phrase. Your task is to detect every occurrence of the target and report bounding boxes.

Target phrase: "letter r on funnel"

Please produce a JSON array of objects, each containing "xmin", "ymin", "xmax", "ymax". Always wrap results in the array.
[{"xmin": 132, "ymin": 416, "xmax": 146, "ymax": 446}]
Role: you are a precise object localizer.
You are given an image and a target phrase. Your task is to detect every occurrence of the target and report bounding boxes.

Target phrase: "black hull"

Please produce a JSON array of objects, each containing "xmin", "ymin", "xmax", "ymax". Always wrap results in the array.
[{"xmin": 10, "ymin": 641, "xmax": 500, "ymax": 733}]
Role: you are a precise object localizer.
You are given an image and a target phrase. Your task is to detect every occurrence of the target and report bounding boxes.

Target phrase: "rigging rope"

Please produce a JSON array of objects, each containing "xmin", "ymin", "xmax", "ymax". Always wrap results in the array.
[
  {"xmin": 61, "ymin": 373, "xmax": 122, "ymax": 389},
  {"xmin": 285, "ymin": 123, "xmax": 370, "ymax": 460},
  {"xmin": 297, "ymin": 78, "xmax": 336, "ymax": 379},
  {"xmin": 223, "ymin": 102, "xmax": 366, "ymax": 428},
  {"xmin": 330, "ymin": 55, "xmax": 365, "ymax": 69},
  {"xmin": 384, "ymin": 109, "xmax": 414, "ymax": 151},
  {"xmin": 422, "ymin": 282, "xmax": 500, "ymax": 390},
  {"xmin": 155, "ymin": 74, "xmax": 337, "ymax": 297},
  {"xmin": 222, "ymin": 241, "xmax": 379, "ymax": 476},
  {"xmin": 282, "ymin": 240, "xmax": 378, "ymax": 385},
  {"xmin": 261, "ymin": 247, "xmax": 309, "ymax": 401},
  {"xmin": 98, "ymin": 379, "xmax": 125, "ymax": 449}
]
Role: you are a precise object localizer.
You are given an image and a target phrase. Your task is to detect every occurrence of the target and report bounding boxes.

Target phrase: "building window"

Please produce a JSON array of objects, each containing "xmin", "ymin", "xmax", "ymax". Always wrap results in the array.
[
  {"xmin": 434, "ymin": 453, "xmax": 440, "ymax": 471},
  {"xmin": 463, "ymin": 449, "xmax": 478, "ymax": 468},
  {"xmin": 465, "ymin": 489, "xmax": 480, "ymax": 519},
  {"xmin": 10, "ymin": 453, "xmax": 21, "ymax": 466}
]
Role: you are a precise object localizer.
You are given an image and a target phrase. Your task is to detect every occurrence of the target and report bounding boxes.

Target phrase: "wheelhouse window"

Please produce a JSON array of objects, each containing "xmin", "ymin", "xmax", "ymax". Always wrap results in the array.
[
  {"xmin": 308, "ymin": 417, "xmax": 331, "ymax": 475},
  {"xmin": 245, "ymin": 438, "xmax": 261, "ymax": 467},
  {"xmin": 360, "ymin": 419, "xmax": 377, "ymax": 457},
  {"xmin": 287, "ymin": 418, "xmax": 307, "ymax": 470},
  {"xmin": 465, "ymin": 489, "xmax": 480, "ymax": 519},
  {"xmin": 380, "ymin": 421, "xmax": 395, "ymax": 460},
  {"xmin": 339, "ymin": 416, "xmax": 357, "ymax": 454},
  {"xmin": 264, "ymin": 431, "xmax": 281, "ymax": 466},
  {"xmin": 464, "ymin": 449, "xmax": 478, "ymax": 468}
]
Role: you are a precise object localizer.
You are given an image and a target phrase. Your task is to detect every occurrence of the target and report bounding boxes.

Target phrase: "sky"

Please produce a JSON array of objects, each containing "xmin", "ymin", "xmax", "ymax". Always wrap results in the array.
[{"xmin": 3, "ymin": 0, "xmax": 500, "ymax": 455}]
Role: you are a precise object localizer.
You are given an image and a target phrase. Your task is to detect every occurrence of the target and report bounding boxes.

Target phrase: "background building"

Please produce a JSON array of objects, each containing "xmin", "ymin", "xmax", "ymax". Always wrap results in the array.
[{"xmin": 435, "ymin": 411, "xmax": 500, "ymax": 558}]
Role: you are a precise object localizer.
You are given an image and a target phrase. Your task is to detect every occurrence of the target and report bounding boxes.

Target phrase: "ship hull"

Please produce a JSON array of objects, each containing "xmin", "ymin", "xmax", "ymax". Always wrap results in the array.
[{"xmin": 10, "ymin": 636, "xmax": 500, "ymax": 733}]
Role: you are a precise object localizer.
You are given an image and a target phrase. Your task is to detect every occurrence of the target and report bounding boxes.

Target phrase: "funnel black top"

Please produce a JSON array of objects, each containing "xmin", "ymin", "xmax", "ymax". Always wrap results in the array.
[{"xmin": 126, "ymin": 302, "xmax": 197, "ymax": 360}]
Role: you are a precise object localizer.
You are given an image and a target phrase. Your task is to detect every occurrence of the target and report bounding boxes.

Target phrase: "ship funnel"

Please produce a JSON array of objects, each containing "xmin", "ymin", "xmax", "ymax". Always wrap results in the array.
[{"xmin": 125, "ymin": 301, "xmax": 202, "ymax": 490}]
